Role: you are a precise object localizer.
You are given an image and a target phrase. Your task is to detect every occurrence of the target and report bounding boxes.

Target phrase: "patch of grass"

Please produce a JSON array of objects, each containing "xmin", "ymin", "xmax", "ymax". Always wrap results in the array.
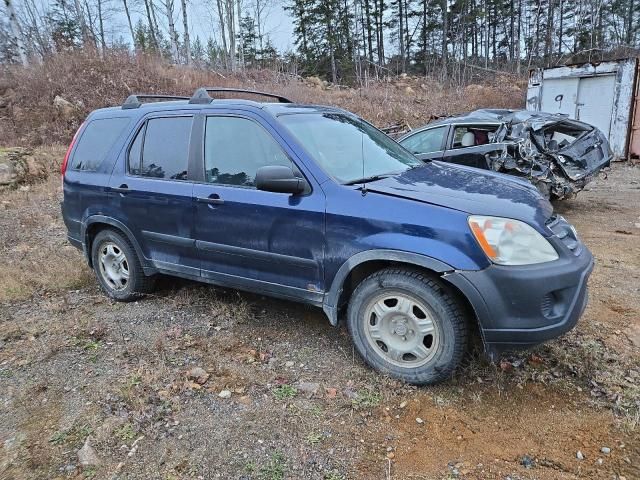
[
  {"xmin": 305, "ymin": 432, "xmax": 323, "ymax": 445},
  {"xmin": 82, "ymin": 339, "xmax": 101, "ymax": 351},
  {"xmin": 324, "ymin": 472, "xmax": 346, "ymax": 480},
  {"xmin": 351, "ymin": 390, "xmax": 382, "ymax": 409},
  {"xmin": 272, "ymin": 384, "xmax": 297, "ymax": 400},
  {"xmin": 309, "ymin": 404, "xmax": 323, "ymax": 417},
  {"xmin": 83, "ymin": 467, "xmax": 97, "ymax": 478},
  {"xmin": 244, "ymin": 461, "xmax": 257, "ymax": 474},
  {"xmin": 259, "ymin": 452, "xmax": 286, "ymax": 480},
  {"xmin": 48, "ymin": 430, "xmax": 68, "ymax": 445},
  {"xmin": 114, "ymin": 422, "xmax": 136, "ymax": 442},
  {"xmin": 49, "ymin": 424, "xmax": 93, "ymax": 446},
  {"xmin": 126, "ymin": 373, "xmax": 142, "ymax": 388}
]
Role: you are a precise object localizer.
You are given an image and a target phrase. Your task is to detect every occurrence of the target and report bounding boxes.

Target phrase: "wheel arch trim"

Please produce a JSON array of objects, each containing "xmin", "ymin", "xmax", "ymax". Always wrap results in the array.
[
  {"xmin": 82, "ymin": 215, "xmax": 155, "ymax": 274},
  {"xmin": 322, "ymin": 249, "xmax": 454, "ymax": 326}
]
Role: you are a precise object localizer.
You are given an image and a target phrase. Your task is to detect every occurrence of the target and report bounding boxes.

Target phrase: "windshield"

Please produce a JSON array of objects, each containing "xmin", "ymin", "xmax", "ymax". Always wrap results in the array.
[{"xmin": 278, "ymin": 113, "xmax": 422, "ymax": 184}]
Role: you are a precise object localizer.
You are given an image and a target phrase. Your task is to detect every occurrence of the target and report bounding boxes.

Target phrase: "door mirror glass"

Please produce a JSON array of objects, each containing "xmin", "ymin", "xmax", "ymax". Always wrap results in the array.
[{"xmin": 256, "ymin": 166, "xmax": 307, "ymax": 194}]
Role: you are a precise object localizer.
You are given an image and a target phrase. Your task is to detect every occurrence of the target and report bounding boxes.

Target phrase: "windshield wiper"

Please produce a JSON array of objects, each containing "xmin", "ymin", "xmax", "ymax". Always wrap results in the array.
[{"xmin": 343, "ymin": 173, "xmax": 395, "ymax": 186}]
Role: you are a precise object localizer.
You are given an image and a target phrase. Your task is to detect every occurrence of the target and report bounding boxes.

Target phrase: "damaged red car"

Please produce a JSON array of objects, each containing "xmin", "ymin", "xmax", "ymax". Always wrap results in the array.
[{"xmin": 398, "ymin": 109, "xmax": 612, "ymax": 199}]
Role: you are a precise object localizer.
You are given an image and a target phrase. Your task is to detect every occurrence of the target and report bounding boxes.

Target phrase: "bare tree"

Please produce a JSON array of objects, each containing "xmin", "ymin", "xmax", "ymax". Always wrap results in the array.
[
  {"xmin": 96, "ymin": 0, "xmax": 106, "ymax": 50},
  {"xmin": 236, "ymin": 0, "xmax": 243, "ymax": 67},
  {"xmin": 214, "ymin": 0, "xmax": 229, "ymax": 67},
  {"xmin": 225, "ymin": 0, "xmax": 236, "ymax": 70},
  {"xmin": 163, "ymin": 0, "xmax": 181, "ymax": 61},
  {"xmin": 3, "ymin": 0, "xmax": 27, "ymax": 65},
  {"xmin": 181, "ymin": 0, "xmax": 190, "ymax": 63},
  {"xmin": 17, "ymin": 0, "xmax": 53, "ymax": 58},
  {"xmin": 72, "ymin": 0, "xmax": 93, "ymax": 45},
  {"xmin": 122, "ymin": 0, "xmax": 136, "ymax": 48}
]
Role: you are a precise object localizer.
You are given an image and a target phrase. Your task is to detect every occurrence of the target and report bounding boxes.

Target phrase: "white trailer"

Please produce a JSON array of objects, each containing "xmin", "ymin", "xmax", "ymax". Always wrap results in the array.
[{"xmin": 527, "ymin": 58, "xmax": 640, "ymax": 161}]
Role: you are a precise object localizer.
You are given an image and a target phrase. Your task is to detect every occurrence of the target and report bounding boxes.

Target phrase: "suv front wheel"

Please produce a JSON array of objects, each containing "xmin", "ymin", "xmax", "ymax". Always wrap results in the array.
[
  {"xmin": 91, "ymin": 229, "xmax": 155, "ymax": 301},
  {"xmin": 347, "ymin": 268, "xmax": 468, "ymax": 384}
]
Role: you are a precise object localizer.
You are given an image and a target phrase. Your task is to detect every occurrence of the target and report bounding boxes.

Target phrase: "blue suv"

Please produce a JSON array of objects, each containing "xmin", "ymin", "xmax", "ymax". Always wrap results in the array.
[{"xmin": 61, "ymin": 88, "xmax": 594, "ymax": 384}]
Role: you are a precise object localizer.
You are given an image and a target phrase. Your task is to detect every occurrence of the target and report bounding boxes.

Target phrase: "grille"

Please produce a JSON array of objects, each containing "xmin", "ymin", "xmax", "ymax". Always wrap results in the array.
[{"xmin": 546, "ymin": 215, "xmax": 582, "ymax": 256}]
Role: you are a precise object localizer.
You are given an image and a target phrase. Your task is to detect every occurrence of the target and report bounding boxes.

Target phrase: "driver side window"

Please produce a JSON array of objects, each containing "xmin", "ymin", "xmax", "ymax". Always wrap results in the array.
[
  {"xmin": 204, "ymin": 116, "xmax": 292, "ymax": 187},
  {"xmin": 401, "ymin": 126, "xmax": 446, "ymax": 154}
]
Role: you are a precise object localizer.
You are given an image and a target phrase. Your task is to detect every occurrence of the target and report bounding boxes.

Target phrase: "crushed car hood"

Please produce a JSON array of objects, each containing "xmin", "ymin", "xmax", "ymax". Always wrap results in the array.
[{"xmin": 366, "ymin": 162, "xmax": 554, "ymax": 231}]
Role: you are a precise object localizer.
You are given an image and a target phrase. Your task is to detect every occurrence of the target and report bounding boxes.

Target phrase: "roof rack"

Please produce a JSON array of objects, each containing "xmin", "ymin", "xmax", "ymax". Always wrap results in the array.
[
  {"xmin": 189, "ymin": 87, "xmax": 293, "ymax": 105},
  {"xmin": 122, "ymin": 94, "xmax": 190, "ymax": 110}
]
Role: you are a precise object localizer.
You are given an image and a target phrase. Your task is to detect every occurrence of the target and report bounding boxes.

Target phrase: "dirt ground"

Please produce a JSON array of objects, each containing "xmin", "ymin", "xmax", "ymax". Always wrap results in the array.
[{"xmin": 0, "ymin": 149, "xmax": 638, "ymax": 480}]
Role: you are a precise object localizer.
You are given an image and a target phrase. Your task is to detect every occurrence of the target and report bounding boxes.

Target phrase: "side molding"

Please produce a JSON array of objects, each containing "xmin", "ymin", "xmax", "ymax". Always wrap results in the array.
[{"xmin": 322, "ymin": 249, "xmax": 453, "ymax": 326}]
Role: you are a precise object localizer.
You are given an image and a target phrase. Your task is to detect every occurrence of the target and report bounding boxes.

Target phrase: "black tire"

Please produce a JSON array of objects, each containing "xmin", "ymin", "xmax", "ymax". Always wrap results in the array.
[
  {"xmin": 347, "ymin": 268, "xmax": 468, "ymax": 385},
  {"xmin": 91, "ymin": 229, "xmax": 155, "ymax": 301}
]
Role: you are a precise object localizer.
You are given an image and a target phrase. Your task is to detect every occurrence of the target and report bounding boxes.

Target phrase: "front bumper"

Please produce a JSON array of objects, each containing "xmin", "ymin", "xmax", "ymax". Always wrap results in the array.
[{"xmin": 444, "ymin": 226, "xmax": 594, "ymax": 357}]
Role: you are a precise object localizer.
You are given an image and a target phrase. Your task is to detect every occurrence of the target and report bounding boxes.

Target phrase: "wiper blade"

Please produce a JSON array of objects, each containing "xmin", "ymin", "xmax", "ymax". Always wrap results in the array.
[{"xmin": 343, "ymin": 174, "xmax": 394, "ymax": 185}]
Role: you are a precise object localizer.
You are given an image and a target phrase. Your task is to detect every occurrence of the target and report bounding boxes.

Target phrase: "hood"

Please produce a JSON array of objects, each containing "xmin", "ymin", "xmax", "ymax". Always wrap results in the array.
[{"xmin": 366, "ymin": 162, "xmax": 554, "ymax": 232}]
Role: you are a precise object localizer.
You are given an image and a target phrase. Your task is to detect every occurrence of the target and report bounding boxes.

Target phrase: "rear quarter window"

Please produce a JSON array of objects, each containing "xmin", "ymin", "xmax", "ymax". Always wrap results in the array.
[{"xmin": 71, "ymin": 117, "xmax": 130, "ymax": 171}]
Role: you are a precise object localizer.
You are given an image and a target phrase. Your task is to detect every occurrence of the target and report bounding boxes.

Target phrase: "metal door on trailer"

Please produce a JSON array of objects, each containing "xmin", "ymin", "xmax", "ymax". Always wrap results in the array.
[
  {"xmin": 575, "ymin": 75, "xmax": 616, "ymax": 138},
  {"xmin": 540, "ymin": 77, "xmax": 579, "ymax": 116}
]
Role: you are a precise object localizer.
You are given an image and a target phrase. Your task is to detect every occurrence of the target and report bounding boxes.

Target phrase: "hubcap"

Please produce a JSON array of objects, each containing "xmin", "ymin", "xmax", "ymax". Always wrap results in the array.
[
  {"xmin": 98, "ymin": 241, "xmax": 129, "ymax": 291},
  {"xmin": 363, "ymin": 291, "xmax": 440, "ymax": 368}
]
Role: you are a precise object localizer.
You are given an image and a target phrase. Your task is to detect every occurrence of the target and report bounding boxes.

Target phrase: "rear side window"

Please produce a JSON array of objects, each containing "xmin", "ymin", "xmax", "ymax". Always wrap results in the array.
[
  {"xmin": 451, "ymin": 125, "xmax": 498, "ymax": 149},
  {"xmin": 129, "ymin": 116, "xmax": 192, "ymax": 180},
  {"xmin": 71, "ymin": 117, "xmax": 130, "ymax": 171}
]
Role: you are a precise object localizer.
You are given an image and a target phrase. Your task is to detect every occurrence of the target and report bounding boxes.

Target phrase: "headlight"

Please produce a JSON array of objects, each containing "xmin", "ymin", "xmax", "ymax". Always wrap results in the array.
[{"xmin": 468, "ymin": 215, "xmax": 559, "ymax": 265}]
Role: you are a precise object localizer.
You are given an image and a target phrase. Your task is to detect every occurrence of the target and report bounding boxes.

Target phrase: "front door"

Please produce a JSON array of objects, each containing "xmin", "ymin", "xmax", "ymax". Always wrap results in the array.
[
  {"xmin": 108, "ymin": 113, "xmax": 197, "ymax": 275},
  {"xmin": 192, "ymin": 112, "xmax": 325, "ymax": 300},
  {"xmin": 399, "ymin": 125, "xmax": 448, "ymax": 161}
]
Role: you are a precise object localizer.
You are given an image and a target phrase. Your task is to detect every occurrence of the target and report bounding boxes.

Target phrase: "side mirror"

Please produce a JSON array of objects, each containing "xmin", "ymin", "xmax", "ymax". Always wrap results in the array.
[{"xmin": 256, "ymin": 166, "xmax": 307, "ymax": 194}]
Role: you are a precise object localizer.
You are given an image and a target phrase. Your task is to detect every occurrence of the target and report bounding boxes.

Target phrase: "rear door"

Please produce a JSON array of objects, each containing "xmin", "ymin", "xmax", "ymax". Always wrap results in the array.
[
  {"xmin": 441, "ymin": 124, "xmax": 500, "ymax": 169},
  {"xmin": 108, "ymin": 112, "xmax": 198, "ymax": 275},
  {"xmin": 192, "ymin": 110, "xmax": 325, "ymax": 299},
  {"xmin": 398, "ymin": 125, "xmax": 448, "ymax": 161}
]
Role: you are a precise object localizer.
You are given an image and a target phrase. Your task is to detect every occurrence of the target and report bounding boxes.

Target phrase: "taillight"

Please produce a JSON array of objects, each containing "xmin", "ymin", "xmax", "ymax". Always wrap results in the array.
[{"xmin": 61, "ymin": 122, "xmax": 84, "ymax": 176}]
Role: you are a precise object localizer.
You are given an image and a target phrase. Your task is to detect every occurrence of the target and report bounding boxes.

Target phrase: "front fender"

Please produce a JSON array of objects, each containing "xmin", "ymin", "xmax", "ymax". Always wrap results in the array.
[{"xmin": 322, "ymin": 249, "xmax": 454, "ymax": 326}]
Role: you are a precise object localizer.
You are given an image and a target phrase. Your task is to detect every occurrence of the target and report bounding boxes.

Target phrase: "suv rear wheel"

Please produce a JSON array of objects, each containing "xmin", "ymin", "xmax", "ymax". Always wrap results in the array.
[
  {"xmin": 347, "ymin": 268, "xmax": 468, "ymax": 384},
  {"xmin": 91, "ymin": 229, "xmax": 155, "ymax": 301}
]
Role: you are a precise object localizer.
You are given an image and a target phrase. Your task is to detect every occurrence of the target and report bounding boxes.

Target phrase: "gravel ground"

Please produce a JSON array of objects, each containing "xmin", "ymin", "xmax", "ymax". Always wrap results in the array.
[{"xmin": 0, "ymin": 150, "xmax": 638, "ymax": 480}]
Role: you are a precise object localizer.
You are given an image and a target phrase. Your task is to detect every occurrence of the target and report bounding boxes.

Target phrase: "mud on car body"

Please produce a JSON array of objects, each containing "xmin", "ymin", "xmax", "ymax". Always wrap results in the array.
[
  {"xmin": 398, "ymin": 109, "xmax": 612, "ymax": 199},
  {"xmin": 61, "ymin": 90, "xmax": 594, "ymax": 385}
]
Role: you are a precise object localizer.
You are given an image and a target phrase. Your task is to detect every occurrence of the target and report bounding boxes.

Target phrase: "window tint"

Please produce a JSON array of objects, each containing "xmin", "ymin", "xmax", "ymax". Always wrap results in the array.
[
  {"xmin": 137, "ymin": 117, "xmax": 192, "ymax": 180},
  {"xmin": 204, "ymin": 116, "xmax": 291, "ymax": 187},
  {"xmin": 71, "ymin": 117, "xmax": 130, "ymax": 171},
  {"xmin": 400, "ymin": 126, "xmax": 446, "ymax": 154}
]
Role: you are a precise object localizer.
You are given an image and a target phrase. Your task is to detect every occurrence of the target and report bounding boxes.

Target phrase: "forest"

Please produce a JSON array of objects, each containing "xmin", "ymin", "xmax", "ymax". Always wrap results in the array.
[{"xmin": 1, "ymin": 0, "xmax": 639, "ymax": 84}]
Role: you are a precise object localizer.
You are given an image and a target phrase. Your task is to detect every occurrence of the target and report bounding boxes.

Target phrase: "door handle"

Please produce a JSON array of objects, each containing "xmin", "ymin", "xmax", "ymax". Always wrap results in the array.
[
  {"xmin": 111, "ymin": 184, "xmax": 129, "ymax": 194},
  {"xmin": 196, "ymin": 194, "xmax": 224, "ymax": 205}
]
